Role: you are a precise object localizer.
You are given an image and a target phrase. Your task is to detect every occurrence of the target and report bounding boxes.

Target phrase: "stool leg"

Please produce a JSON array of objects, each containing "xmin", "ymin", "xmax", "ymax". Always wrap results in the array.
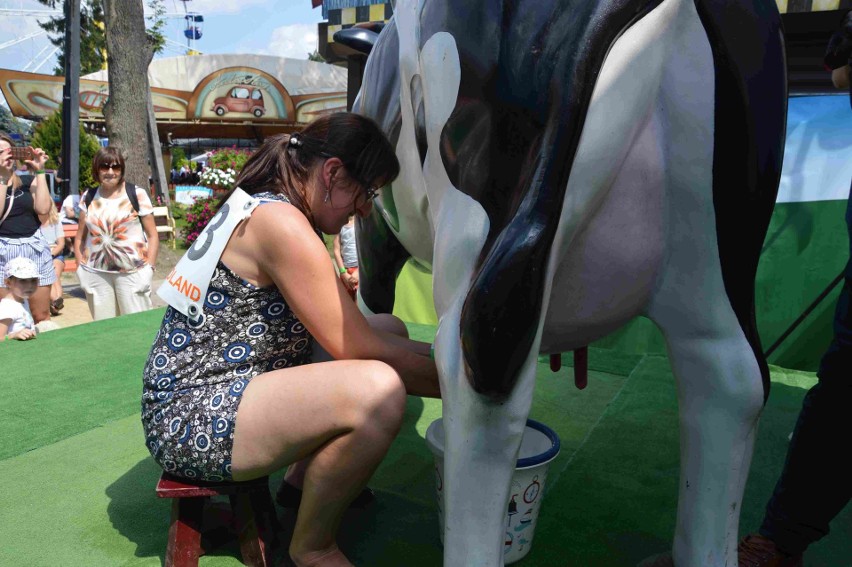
[
  {"xmin": 165, "ymin": 497, "xmax": 205, "ymax": 567},
  {"xmin": 231, "ymin": 490, "xmax": 280, "ymax": 567}
]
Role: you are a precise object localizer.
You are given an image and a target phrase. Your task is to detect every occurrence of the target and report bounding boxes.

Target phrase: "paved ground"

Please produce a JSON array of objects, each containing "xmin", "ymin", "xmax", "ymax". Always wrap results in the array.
[{"xmin": 45, "ymin": 240, "xmax": 182, "ymax": 329}]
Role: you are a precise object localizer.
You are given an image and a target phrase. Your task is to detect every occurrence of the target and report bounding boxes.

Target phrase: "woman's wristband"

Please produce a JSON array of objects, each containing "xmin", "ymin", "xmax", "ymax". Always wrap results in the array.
[
  {"xmin": 35, "ymin": 170, "xmax": 46, "ymax": 175},
  {"xmin": 339, "ymin": 266, "xmax": 346, "ymax": 274}
]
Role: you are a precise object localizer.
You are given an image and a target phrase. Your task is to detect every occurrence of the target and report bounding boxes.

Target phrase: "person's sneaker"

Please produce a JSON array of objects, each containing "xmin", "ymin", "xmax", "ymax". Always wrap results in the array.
[
  {"xmin": 738, "ymin": 534, "xmax": 804, "ymax": 567},
  {"xmin": 275, "ymin": 480, "xmax": 375, "ymax": 510}
]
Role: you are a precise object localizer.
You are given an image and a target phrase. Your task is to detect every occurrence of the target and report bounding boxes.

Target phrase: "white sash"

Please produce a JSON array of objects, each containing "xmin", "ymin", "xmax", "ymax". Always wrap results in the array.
[{"xmin": 157, "ymin": 188, "xmax": 261, "ymax": 319}]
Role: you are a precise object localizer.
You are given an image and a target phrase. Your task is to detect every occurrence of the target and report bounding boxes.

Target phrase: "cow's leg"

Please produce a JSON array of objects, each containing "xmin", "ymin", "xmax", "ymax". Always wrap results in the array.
[
  {"xmin": 648, "ymin": 290, "xmax": 764, "ymax": 567},
  {"xmin": 645, "ymin": 5, "xmax": 765, "ymax": 564}
]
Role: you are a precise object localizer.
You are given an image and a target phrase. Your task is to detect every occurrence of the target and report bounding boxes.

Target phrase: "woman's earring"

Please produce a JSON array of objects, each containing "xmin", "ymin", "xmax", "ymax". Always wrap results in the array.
[{"xmin": 324, "ymin": 188, "xmax": 330, "ymax": 203}]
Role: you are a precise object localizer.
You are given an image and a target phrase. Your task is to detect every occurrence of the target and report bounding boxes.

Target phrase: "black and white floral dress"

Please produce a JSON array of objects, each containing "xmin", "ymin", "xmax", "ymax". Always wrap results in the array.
[{"xmin": 141, "ymin": 193, "xmax": 313, "ymax": 481}]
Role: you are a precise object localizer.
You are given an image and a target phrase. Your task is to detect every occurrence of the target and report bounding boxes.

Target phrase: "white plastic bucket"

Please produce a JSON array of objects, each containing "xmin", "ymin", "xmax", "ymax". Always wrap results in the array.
[{"xmin": 425, "ymin": 418, "xmax": 561, "ymax": 564}]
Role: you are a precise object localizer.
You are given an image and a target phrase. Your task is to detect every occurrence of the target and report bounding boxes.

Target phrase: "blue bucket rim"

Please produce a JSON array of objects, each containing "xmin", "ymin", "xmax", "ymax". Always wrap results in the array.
[
  {"xmin": 516, "ymin": 418, "xmax": 561, "ymax": 469},
  {"xmin": 425, "ymin": 417, "xmax": 560, "ymax": 469}
]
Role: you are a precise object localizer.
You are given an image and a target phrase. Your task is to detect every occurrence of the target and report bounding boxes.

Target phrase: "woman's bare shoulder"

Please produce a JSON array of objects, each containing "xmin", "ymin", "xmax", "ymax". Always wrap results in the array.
[
  {"xmin": 235, "ymin": 200, "xmax": 325, "ymax": 264},
  {"xmin": 246, "ymin": 200, "xmax": 313, "ymax": 238}
]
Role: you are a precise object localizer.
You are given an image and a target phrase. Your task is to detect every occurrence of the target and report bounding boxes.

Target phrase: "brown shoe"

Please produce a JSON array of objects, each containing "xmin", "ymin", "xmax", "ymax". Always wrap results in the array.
[
  {"xmin": 637, "ymin": 552, "xmax": 674, "ymax": 567},
  {"xmin": 738, "ymin": 534, "xmax": 804, "ymax": 567}
]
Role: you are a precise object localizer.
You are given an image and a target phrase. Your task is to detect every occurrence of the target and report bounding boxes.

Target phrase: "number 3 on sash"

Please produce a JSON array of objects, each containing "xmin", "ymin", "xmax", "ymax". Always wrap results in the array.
[{"xmin": 187, "ymin": 203, "xmax": 230, "ymax": 261}]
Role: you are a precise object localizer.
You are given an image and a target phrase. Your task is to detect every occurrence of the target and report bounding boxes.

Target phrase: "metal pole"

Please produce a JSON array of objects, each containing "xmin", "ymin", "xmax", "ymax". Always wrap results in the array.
[{"xmin": 62, "ymin": 0, "xmax": 80, "ymax": 199}]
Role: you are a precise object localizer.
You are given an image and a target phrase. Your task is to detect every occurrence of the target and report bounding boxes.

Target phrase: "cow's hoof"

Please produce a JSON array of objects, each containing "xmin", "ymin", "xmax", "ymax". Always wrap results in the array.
[{"xmin": 637, "ymin": 552, "xmax": 674, "ymax": 567}]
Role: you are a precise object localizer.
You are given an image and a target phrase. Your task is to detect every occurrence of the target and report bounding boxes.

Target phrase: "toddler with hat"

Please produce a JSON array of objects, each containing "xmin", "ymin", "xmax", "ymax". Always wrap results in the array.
[{"xmin": 0, "ymin": 256, "xmax": 39, "ymax": 340}]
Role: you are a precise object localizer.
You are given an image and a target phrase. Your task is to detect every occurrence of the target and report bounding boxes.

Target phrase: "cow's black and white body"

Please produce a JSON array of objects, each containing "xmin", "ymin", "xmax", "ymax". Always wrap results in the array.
[{"xmin": 352, "ymin": 0, "xmax": 786, "ymax": 564}]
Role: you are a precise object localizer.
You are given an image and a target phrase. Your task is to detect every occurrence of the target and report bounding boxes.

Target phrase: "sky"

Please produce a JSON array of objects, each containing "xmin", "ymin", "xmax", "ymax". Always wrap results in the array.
[{"xmin": 0, "ymin": 0, "xmax": 325, "ymax": 82}]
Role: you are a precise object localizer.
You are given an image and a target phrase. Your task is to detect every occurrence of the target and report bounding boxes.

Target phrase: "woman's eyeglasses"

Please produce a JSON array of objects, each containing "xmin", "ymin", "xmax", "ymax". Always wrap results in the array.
[
  {"xmin": 98, "ymin": 163, "xmax": 121, "ymax": 172},
  {"xmin": 364, "ymin": 186, "xmax": 379, "ymax": 201}
]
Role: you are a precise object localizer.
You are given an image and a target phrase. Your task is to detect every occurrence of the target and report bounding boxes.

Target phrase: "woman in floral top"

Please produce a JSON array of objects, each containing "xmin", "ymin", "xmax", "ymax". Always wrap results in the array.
[{"xmin": 74, "ymin": 147, "xmax": 159, "ymax": 320}]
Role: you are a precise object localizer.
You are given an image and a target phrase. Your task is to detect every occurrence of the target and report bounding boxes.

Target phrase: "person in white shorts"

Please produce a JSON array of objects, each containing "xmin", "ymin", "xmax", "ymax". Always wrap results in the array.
[{"xmin": 74, "ymin": 147, "xmax": 159, "ymax": 320}]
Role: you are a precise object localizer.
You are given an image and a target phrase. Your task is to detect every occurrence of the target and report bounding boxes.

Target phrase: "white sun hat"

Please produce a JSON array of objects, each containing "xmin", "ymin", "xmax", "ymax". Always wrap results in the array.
[{"xmin": 5, "ymin": 256, "xmax": 40, "ymax": 280}]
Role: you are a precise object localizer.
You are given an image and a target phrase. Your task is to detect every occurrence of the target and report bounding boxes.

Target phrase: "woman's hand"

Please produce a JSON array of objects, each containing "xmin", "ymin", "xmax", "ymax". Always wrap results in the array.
[
  {"xmin": 23, "ymin": 147, "xmax": 49, "ymax": 174},
  {"xmin": 344, "ymin": 272, "xmax": 358, "ymax": 290}
]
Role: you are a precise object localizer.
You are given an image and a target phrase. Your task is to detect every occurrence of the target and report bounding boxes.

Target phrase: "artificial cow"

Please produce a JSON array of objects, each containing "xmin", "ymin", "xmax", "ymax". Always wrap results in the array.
[{"xmin": 349, "ymin": 0, "xmax": 787, "ymax": 564}]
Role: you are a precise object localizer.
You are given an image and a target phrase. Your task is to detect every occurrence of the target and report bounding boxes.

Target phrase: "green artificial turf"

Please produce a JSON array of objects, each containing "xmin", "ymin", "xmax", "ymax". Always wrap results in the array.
[
  {"xmin": 1, "ymin": 314, "xmax": 850, "ymax": 566},
  {"xmin": 0, "ymin": 308, "xmax": 166, "ymax": 460}
]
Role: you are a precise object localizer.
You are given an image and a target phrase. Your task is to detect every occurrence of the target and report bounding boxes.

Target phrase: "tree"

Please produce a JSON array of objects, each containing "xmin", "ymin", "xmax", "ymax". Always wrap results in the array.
[
  {"xmin": 30, "ymin": 107, "xmax": 100, "ymax": 190},
  {"xmin": 102, "ymin": 0, "xmax": 159, "ymax": 191},
  {"xmin": 308, "ymin": 50, "xmax": 326, "ymax": 63},
  {"xmin": 36, "ymin": 0, "xmax": 106, "ymax": 76},
  {"xmin": 170, "ymin": 147, "xmax": 186, "ymax": 170},
  {"xmin": 35, "ymin": 0, "xmax": 165, "ymax": 76},
  {"xmin": 0, "ymin": 106, "xmax": 31, "ymax": 140}
]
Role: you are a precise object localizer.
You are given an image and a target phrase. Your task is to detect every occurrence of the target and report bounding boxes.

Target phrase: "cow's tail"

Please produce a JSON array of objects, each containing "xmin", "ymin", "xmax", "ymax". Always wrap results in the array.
[{"xmin": 695, "ymin": 0, "xmax": 787, "ymax": 402}]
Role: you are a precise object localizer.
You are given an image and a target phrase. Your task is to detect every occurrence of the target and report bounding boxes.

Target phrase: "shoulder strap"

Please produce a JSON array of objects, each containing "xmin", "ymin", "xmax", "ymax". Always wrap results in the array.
[
  {"xmin": 83, "ymin": 184, "xmax": 140, "ymax": 213},
  {"xmin": 84, "ymin": 186, "xmax": 98, "ymax": 208},
  {"xmin": 124, "ymin": 182, "xmax": 140, "ymax": 213},
  {"xmin": 0, "ymin": 185, "xmax": 15, "ymax": 226}
]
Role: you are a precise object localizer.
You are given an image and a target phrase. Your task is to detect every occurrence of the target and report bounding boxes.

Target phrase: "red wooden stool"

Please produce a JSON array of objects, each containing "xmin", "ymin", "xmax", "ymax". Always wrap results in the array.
[{"xmin": 156, "ymin": 472, "xmax": 280, "ymax": 567}]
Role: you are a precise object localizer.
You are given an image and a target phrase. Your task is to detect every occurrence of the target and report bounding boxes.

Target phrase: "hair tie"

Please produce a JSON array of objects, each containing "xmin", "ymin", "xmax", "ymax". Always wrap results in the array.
[{"xmin": 288, "ymin": 134, "xmax": 303, "ymax": 148}]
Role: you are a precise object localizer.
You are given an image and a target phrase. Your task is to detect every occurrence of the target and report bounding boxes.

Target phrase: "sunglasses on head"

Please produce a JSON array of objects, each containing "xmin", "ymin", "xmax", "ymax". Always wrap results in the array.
[{"xmin": 98, "ymin": 163, "xmax": 121, "ymax": 171}]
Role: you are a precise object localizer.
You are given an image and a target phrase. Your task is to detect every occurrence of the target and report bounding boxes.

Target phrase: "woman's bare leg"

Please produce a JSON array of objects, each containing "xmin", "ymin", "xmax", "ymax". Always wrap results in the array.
[
  {"xmin": 231, "ymin": 359, "xmax": 407, "ymax": 566},
  {"xmin": 284, "ymin": 314, "xmax": 410, "ymax": 490},
  {"xmin": 29, "ymin": 285, "xmax": 51, "ymax": 322},
  {"xmin": 51, "ymin": 260, "xmax": 64, "ymax": 302}
]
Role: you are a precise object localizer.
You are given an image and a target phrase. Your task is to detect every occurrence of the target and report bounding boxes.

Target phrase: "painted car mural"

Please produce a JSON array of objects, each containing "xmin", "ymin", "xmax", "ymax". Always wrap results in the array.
[{"xmin": 211, "ymin": 86, "xmax": 266, "ymax": 117}]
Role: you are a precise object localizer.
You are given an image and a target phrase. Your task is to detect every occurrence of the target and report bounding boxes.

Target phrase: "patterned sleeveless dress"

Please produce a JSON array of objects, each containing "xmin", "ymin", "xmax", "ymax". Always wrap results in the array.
[{"xmin": 141, "ymin": 193, "xmax": 313, "ymax": 481}]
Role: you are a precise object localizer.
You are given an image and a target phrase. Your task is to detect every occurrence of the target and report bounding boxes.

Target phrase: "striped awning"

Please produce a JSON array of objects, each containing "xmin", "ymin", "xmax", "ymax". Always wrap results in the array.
[{"xmin": 777, "ymin": 0, "xmax": 852, "ymax": 13}]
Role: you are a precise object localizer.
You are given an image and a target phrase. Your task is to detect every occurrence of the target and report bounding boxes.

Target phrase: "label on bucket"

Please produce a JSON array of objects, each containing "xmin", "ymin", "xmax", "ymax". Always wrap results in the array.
[{"xmin": 427, "ymin": 418, "xmax": 560, "ymax": 564}]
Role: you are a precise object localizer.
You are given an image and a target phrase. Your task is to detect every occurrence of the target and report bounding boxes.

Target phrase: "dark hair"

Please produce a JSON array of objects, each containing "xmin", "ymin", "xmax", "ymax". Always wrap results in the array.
[
  {"xmin": 0, "ymin": 133, "xmax": 22, "ymax": 190},
  {"xmin": 231, "ymin": 112, "xmax": 400, "ymax": 225},
  {"xmin": 91, "ymin": 146, "xmax": 126, "ymax": 184}
]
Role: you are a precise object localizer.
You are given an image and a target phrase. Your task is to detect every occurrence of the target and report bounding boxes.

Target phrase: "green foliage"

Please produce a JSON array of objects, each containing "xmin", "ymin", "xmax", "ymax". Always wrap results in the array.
[
  {"xmin": 30, "ymin": 107, "xmax": 101, "ymax": 190},
  {"xmin": 182, "ymin": 197, "xmax": 218, "ymax": 247},
  {"xmin": 207, "ymin": 147, "xmax": 252, "ymax": 172},
  {"xmin": 35, "ymin": 0, "xmax": 107, "ymax": 76},
  {"xmin": 308, "ymin": 50, "xmax": 326, "ymax": 63},
  {"xmin": 169, "ymin": 202, "xmax": 186, "ymax": 221},
  {"xmin": 145, "ymin": 0, "xmax": 167, "ymax": 55},
  {"xmin": 170, "ymin": 147, "xmax": 186, "ymax": 169},
  {"xmin": 35, "ymin": 0, "xmax": 165, "ymax": 76},
  {"xmin": 0, "ymin": 106, "xmax": 31, "ymax": 140}
]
